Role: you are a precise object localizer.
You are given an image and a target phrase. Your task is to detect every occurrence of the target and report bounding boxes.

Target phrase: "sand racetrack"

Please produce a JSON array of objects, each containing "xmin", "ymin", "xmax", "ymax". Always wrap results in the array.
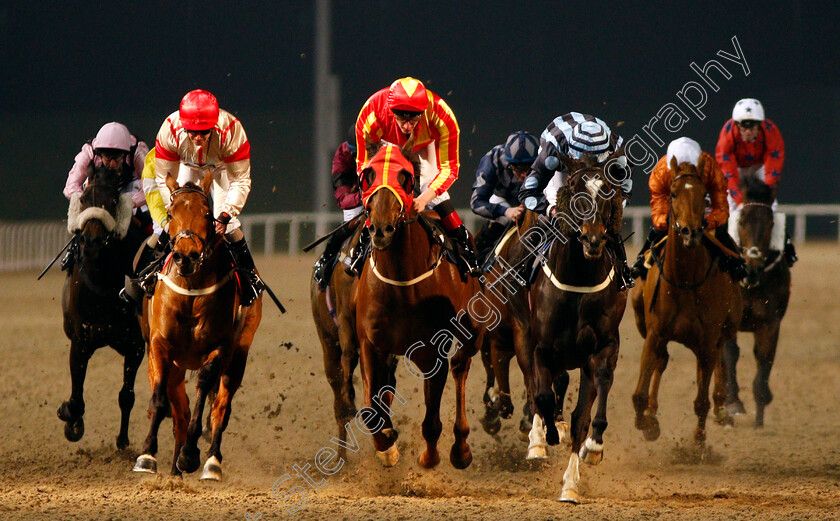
[{"xmin": 1, "ymin": 244, "xmax": 838, "ymax": 521}]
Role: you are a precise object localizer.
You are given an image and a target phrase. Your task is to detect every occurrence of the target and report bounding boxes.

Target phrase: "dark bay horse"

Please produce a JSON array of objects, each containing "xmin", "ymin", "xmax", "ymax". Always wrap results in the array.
[
  {"xmin": 133, "ymin": 172, "xmax": 262, "ymax": 480},
  {"xmin": 59, "ymin": 166, "xmax": 146, "ymax": 449},
  {"xmin": 355, "ymin": 141, "xmax": 484, "ymax": 469},
  {"xmin": 631, "ymin": 156, "xmax": 741, "ymax": 446},
  {"xmin": 478, "ymin": 212, "xmax": 570, "ymax": 440},
  {"xmin": 310, "ymin": 224, "xmax": 363, "ymax": 457},
  {"xmin": 724, "ymin": 176, "xmax": 790, "ymax": 427},
  {"xmin": 526, "ymin": 152, "xmax": 627, "ymax": 503}
]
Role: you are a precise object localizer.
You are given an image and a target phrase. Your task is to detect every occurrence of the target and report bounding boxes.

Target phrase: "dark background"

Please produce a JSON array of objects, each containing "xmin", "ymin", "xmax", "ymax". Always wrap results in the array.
[{"xmin": 1, "ymin": 1, "xmax": 837, "ymax": 222}]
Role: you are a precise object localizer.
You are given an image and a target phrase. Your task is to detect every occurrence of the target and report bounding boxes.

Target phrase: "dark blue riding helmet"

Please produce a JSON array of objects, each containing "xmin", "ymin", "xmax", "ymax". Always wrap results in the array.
[{"xmin": 503, "ymin": 131, "xmax": 538, "ymax": 164}]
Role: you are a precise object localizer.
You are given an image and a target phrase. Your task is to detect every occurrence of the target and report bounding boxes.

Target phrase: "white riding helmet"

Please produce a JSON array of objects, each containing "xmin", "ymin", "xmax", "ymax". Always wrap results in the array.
[
  {"xmin": 732, "ymin": 98, "xmax": 765, "ymax": 123},
  {"xmin": 666, "ymin": 137, "xmax": 702, "ymax": 169},
  {"xmin": 92, "ymin": 122, "xmax": 132, "ymax": 152}
]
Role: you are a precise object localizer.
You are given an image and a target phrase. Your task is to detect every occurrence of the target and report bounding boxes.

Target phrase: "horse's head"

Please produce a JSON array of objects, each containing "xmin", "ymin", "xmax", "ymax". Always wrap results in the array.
[
  {"xmin": 738, "ymin": 175, "xmax": 776, "ymax": 282},
  {"xmin": 165, "ymin": 172, "xmax": 215, "ymax": 276},
  {"xmin": 361, "ymin": 139, "xmax": 419, "ymax": 250},
  {"xmin": 554, "ymin": 150, "xmax": 624, "ymax": 259},
  {"xmin": 668, "ymin": 156, "xmax": 708, "ymax": 248},
  {"xmin": 67, "ymin": 167, "xmax": 130, "ymax": 261}
]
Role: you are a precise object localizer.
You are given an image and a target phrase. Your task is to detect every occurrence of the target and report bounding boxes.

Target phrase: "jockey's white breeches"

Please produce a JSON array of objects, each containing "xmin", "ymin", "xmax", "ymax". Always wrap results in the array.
[{"xmin": 418, "ymin": 143, "xmax": 451, "ymax": 208}]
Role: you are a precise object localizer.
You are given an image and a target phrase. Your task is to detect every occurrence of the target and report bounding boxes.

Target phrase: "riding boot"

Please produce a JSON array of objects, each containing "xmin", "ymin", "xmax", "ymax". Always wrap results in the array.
[
  {"xmin": 314, "ymin": 224, "xmax": 355, "ymax": 290},
  {"xmin": 60, "ymin": 237, "xmax": 79, "ymax": 272},
  {"xmin": 229, "ymin": 238, "xmax": 265, "ymax": 306},
  {"xmin": 715, "ymin": 226, "xmax": 748, "ymax": 282},
  {"xmin": 346, "ymin": 226, "xmax": 370, "ymax": 277},
  {"xmin": 609, "ymin": 232, "xmax": 634, "ymax": 291},
  {"xmin": 783, "ymin": 235, "xmax": 798, "ymax": 267},
  {"xmin": 630, "ymin": 226, "xmax": 664, "ymax": 280},
  {"xmin": 448, "ymin": 224, "xmax": 481, "ymax": 278}
]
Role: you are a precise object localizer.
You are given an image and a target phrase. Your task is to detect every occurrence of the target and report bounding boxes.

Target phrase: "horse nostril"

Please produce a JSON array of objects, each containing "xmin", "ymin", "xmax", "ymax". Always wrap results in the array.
[
  {"xmin": 189, "ymin": 252, "xmax": 200, "ymax": 262},
  {"xmin": 173, "ymin": 253, "xmax": 183, "ymax": 264},
  {"xmin": 680, "ymin": 227, "xmax": 690, "ymax": 236},
  {"xmin": 385, "ymin": 225, "xmax": 395, "ymax": 233}
]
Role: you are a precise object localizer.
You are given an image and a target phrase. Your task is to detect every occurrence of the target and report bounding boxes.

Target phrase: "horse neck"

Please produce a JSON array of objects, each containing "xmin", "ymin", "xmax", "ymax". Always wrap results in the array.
[
  {"xmin": 664, "ymin": 224, "xmax": 713, "ymax": 281},
  {"xmin": 371, "ymin": 221, "xmax": 436, "ymax": 280}
]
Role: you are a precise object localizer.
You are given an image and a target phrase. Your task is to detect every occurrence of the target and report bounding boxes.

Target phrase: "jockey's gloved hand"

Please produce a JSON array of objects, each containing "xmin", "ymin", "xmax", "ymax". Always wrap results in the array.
[{"xmin": 216, "ymin": 212, "xmax": 231, "ymax": 236}]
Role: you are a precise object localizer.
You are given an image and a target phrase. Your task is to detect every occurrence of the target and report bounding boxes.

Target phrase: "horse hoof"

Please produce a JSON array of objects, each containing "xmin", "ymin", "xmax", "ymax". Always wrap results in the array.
[
  {"xmin": 418, "ymin": 449, "xmax": 439, "ymax": 469},
  {"xmin": 200, "ymin": 456, "xmax": 223, "ymax": 481},
  {"xmin": 546, "ymin": 426, "xmax": 560, "ymax": 446},
  {"xmin": 519, "ymin": 417, "xmax": 532, "ymax": 438},
  {"xmin": 480, "ymin": 413, "xmax": 502, "ymax": 435},
  {"xmin": 499, "ymin": 401, "xmax": 514, "ymax": 420},
  {"xmin": 559, "ymin": 487, "xmax": 582, "ymax": 504},
  {"xmin": 177, "ymin": 446, "xmax": 201, "ymax": 474},
  {"xmin": 641, "ymin": 415, "xmax": 660, "ymax": 441},
  {"xmin": 133, "ymin": 454, "xmax": 157, "ymax": 474},
  {"xmin": 63, "ymin": 418, "xmax": 85, "ymax": 442},
  {"xmin": 555, "ymin": 421, "xmax": 571, "ymax": 446},
  {"xmin": 579, "ymin": 439, "xmax": 604, "ymax": 465},
  {"xmin": 715, "ymin": 408, "xmax": 734, "ymax": 426},
  {"xmin": 726, "ymin": 401, "xmax": 746, "ymax": 417},
  {"xmin": 381, "ymin": 427, "xmax": 399, "ymax": 444},
  {"xmin": 450, "ymin": 445, "xmax": 473, "ymax": 469},
  {"xmin": 116, "ymin": 434, "xmax": 129, "ymax": 451},
  {"xmin": 375, "ymin": 444, "xmax": 399, "ymax": 467},
  {"xmin": 526, "ymin": 445, "xmax": 548, "ymax": 460}
]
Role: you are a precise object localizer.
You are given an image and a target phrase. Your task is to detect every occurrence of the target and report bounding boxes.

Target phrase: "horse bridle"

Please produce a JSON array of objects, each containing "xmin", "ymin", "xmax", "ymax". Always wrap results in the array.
[
  {"xmin": 739, "ymin": 201, "xmax": 782, "ymax": 275},
  {"xmin": 668, "ymin": 173, "xmax": 705, "ymax": 234},
  {"xmin": 168, "ymin": 185, "xmax": 220, "ymax": 271}
]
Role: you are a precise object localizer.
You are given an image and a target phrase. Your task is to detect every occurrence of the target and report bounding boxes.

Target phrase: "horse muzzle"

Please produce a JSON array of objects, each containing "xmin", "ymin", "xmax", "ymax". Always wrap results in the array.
[
  {"xmin": 369, "ymin": 222, "xmax": 396, "ymax": 250},
  {"xmin": 579, "ymin": 233, "xmax": 605, "ymax": 259},
  {"xmin": 172, "ymin": 251, "xmax": 201, "ymax": 276},
  {"xmin": 679, "ymin": 226, "xmax": 703, "ymax": 248}
]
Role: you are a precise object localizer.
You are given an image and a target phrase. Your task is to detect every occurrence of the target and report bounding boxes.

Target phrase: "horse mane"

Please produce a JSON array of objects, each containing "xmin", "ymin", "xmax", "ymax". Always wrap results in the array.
[{"xmin": 741, "ymin": 175, "xmax": 774, "ymax": 205}]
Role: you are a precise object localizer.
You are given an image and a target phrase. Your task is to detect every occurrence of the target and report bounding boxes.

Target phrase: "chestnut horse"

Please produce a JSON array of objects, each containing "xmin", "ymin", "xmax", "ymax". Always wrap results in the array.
[
  {"xmin": 59, "ymin": 166, "xmax": 146, "ymax": 449},
  {"xmin": 355, "ymin": 141, "xmax": 484, "ymax": 469},
  {"xmin": 133, "ymin": 172, "xmax": 262, "ymax": 480},
  {"xmin": 478, "ymin": 213, "xmax": 570, "ymax": 439},
  {"xmin": 631, "ymin": 156, "xmax": 741, "ymax": 445},
  {"xmin": 724, "ymin": 176, "xmax": 790, "ymax": 427},
  {"xmin": 310, "ymin": 224, "xmax": 364, "ymax": 457},
  {"xmin": 525, "ymin": 152, "xmax": 627, "ymax": 503}
]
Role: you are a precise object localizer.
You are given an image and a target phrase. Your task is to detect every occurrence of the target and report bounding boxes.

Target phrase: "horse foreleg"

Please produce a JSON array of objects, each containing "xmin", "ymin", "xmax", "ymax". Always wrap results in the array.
[
  {"xmin": 418, "ymin": 356, "xmax": 447, "ymax": 469},
  {"xmin": 692, "ymin": 345, "xmax": 717, "ymax": 445},
  {"xmin": 632, "ymin": 333, "xmax": 666, "ymax": 441},
  {"xmin": 449, "ymin": 351, "xmax": 473, "ymax": 469},
  {"xmin": 533, "ymin": 342, "xmax": 559, "ymax": 446},
  {"xmin": 580, "ymin": 344, "xmax": 617, "ymax": 467},
  {"xmin": 167, "ymin": 367, "xmax": 189, "ymax": 477},
  {"xmin": 492, "ymin": 341, "xmax": 515, "ymax": 419},
  {"xmin": 753, "ymin": 322, "xmax": 780, "ymax": 428},
  {"xmin": 479, "ymin": 340, "xmax": 501, "ymax": 435},
  {"xmin": 134, "ymin": 343, "xmax": 169, "ymax": 474},
  {"xmin": 58, "ymin": 340, "xmax": 91, "ymax": 443},
  {"xmin": 116, "ymin": 340, "xmax": 144, "ymax": 450},
  {"xmin": 723, "ymin": 338, "xmax": 746, "ymax": 416},
  {"xmin": 372, "ymin": 353, "xmax": 400, "ymax": 463},
  {"xmin": 647, "ymin": 348, "xmax": 669, "ymax": 420},
  {"xmin": 712, "ymin": 341, "xmax": 733, "ymax": 426},
  {"xmin": 513, "ymin": 322, "xmax": 537, "ymax": 437},
  {"xmin": 179, "ymin": 355, "xmax": 221, "ymax": 474},
  {"xmin": 552, "ymin": 371, "xmax": 571, "ymax": 444},
  {"xmin": 338, "ymin": 317, "xmax": 359, "ymax": 421},
  {"xmin": 203, "ymin": 349, "xmax": 248, "ymax": 481},
  {"xmin": 560, "ymin": 371, "xmax": 596, "ymax": 504}
]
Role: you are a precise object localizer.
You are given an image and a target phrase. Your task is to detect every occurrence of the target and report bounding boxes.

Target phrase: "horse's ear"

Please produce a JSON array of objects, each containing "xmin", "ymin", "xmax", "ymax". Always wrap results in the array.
[
  {"xmin": 165, "ymin": 172, "xmax": 178, "ymax": 192},
  {"xmin": 697, "ymin": 152, "xmax": 707, "ymax": 174},
  {"xmin": 401, "ymin": 134, "xmax": 415, "ymax": 159},
  {"xmin": 669, "ymin": 155, "xmax": 679, "ymax": 176},
  {"xmin": 365, "ymin": 138, "xmax": 381, "ymax": 160},
  {"xmin": 557, "ymin": 153, "xmax": 576, "ymax": 174},
  {"xmin": 606, "ymin": 146, "xmax": 625, "ymax": 165},
  {"xmin": 362, "ymin": 167, "xmax": 376, "ymax": 190},
  {"xmin": 200, "ymin": 171, "xmax": 213, "ymax": 195}
]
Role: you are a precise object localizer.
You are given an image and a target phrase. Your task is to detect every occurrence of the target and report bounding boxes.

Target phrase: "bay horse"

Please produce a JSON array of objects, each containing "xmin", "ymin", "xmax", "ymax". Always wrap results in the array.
[
  {"xmin": 59, "ymin": 166, "xmax": 146, "ymax": 449},
  {"xmin": 355, "ymin": 140, "xmax": 484, "ymax": 469},
  {"xmin": 631, "ymin": 155, "xmax": 741, "ymax": 446},
  {"xmin": 133, "ymin": 172, "xmax": 262, "ymax": 480},
  {"xmin": 478, "ymin": 213, "xmax": 570, "ymax": 440},
  {"xmin": 525, "ymin": 152, "xmax": 627, "ymax": 503},
  {"xmin": 310, "ymin": 224, "xmax": 363, "ymax": 457},
  {"xmin": 724, "ymin": 175, "xmax": 790, "ymax": 427}
]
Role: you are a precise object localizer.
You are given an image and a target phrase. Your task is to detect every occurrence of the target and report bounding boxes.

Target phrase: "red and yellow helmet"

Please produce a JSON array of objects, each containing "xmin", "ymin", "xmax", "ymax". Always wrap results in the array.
[
  {"xmin": 387, "ymin": 77, "xmax": 428, "ymax": 112},
  {"xmin": 179, "ymin": 89, "xmax": 220, "ymax": 131}
]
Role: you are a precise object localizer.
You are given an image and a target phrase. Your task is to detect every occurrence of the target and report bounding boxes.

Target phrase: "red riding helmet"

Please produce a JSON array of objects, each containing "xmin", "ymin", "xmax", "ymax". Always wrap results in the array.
[
  {"xmin": 179, "ymin": 89, "xmax": 220, "ymax": 130},
  {"xmin": 387, "ymin": 77, "xmax": 428, "ymax": 112}
]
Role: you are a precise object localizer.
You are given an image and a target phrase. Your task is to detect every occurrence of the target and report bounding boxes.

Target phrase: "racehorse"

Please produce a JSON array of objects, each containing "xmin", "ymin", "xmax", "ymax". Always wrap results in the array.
[
  {"xmin": 478, "ymin": 212, "xmax": 570, "ymax": 439},
  {"xmin": 310, "ymin": 224, "xmax": 363, "ymax": 457},
  {"xmin": 58, "ymin": 166, "xmax": 146, "ymax": 449},
  {"xmin": 354, "ymin": 140, "xmax": 484, "ymax": 469},
  {"xmin": 133, "ymin": 172, "xmax": 262, "ymax": 480},
  {"xmin": 525, "ymin": 152, "xmax": 627, "ymax": 503},
  {"xmin": 724, "ymin": 175, "xmax": 790, "ymax": 427},
  {"xmin": 631, "ymin": 156, "xmax": 741, "ymax": 445}
]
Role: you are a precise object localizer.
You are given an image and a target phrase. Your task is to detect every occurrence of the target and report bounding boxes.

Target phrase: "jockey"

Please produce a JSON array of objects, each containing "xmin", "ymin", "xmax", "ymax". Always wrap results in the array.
[
  {"xmin": 517, "ymin": 112, "xmax": 635, "ymax": 290},
  {"xmin": 631, "ymin": 137, "xmax": 747, "ymax": 281},
  {"xmin": 149, "ymin": 89, "xmax": 264, "ymax": 306},
  {"xmin": 469, "ymin": 131, "xmax": 537, "ymax": 259},
  {"xmin": 348, "ymin": 77, "xmax": 480, "ymax": 277},
  {"xmin": 62, "ymin": 122, "xmax": 150, "ymax": 271},
  {"xmin": 312, "ymin": 126, "xmax": 363, "ymax": 289},
  {"xmin": 715, "ymin": 98, "xmax": 796, "ymax": 266}
]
